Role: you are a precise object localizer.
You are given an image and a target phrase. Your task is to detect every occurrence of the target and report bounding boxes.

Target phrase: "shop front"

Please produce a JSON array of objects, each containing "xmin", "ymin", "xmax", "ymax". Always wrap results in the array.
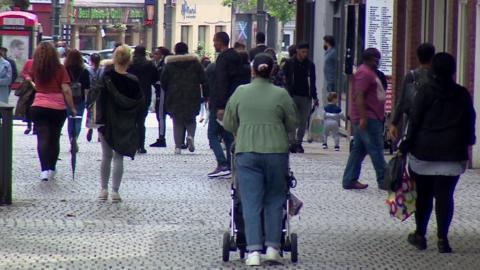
[{"xmin": 71, "ymin": 3, "xmax": 146, "ymax": 50}]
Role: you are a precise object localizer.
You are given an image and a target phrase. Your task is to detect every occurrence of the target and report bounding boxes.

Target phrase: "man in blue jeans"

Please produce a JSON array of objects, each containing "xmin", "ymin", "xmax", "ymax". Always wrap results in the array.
[{"xmin": 342, "ymin": 48, "xmax": 387, "ymax": 190}]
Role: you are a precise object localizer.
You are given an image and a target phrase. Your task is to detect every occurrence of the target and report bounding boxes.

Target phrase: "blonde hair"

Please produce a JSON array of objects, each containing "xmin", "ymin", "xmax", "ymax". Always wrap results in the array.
[{"xmin": 113, "ymin": 45, "xmax": 131, "ymax": 66}]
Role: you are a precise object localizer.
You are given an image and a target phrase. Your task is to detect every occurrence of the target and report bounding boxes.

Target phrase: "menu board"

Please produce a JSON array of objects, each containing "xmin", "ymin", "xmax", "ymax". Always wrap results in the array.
[{"xmin": 365, "ymin": 0, "xmax": 394, "ymax": 76}]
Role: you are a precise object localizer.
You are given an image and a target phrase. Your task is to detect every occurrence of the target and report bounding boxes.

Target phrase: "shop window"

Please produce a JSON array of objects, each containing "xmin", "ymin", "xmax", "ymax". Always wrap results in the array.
[
  {"xmin": 215, "ymin": 25, "xmax": 226, "ymax": 34},
  {"xmin": 456, "ymin": 0, "xmax": 469, "ymax": 86},
  {"xmin": 198, "ymin": 25, "xmax": 209, "ymax": 50},
  {"xmin": 181, "ymin": 25, "xmax": 192, "ymax": 48}
]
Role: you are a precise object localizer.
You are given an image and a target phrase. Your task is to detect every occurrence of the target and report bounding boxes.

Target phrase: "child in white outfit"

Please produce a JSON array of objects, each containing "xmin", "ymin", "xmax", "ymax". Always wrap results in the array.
[{"xmin": 323, "ymin": 92, "xmax": 345, "ymax": 151}]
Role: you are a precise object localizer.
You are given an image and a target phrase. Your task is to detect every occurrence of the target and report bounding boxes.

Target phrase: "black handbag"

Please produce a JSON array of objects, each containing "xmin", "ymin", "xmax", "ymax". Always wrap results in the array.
[{"xmin": 384, "ymin": 152, "xmax": 407, "ymax": 192}]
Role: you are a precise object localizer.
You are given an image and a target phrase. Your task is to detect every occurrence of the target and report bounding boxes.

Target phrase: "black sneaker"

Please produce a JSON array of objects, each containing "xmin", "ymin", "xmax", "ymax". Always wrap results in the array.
[
  {"xmin": 180, "ymin": 144, "xmax": 188, "ymax": 150},
  {"xmin": 289, "ymin": 144, "xmax": 298, "ymax": 153},
  {"xmin": 150, "ymin": 138, "xmax": 167, "ymax": 148},
  {"xmin": 296, "ymin": 144, "xmax": 305, "ymax": 153},
  {"xmin": 438, "ymin": 238, "xmax": 452, "ymax": 253},
  {"xmin": 86, "ymin": 129, "xmax": 93, "ymax": 142},
  {"xmin": 408, "ymin": 233, "xmax": 427, "ymax": 250},
  {"xmin": 322, "ymin": 143, "xmax": 328, "ymax": 149},
  {"xmin": 334, "ymin": 146, "xmax": 340, "ymax": 151},
  {"xmin": 138, "ymin": 148, "xmax": 147, "ymax": 154},
  {"xmin": 24, "ymin": 128, "xmax": 31, "ymax": 135}
]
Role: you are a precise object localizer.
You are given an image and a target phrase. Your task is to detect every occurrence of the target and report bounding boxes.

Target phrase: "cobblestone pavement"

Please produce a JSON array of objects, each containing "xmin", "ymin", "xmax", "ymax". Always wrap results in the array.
[{"xmin": 2, "ymin": 111, "xmax": 480, "ymax": 270}]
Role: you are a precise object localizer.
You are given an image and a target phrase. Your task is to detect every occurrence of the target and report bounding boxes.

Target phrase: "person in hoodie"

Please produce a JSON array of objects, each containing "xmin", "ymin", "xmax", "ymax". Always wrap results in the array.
[
  {"xmin": 322, "ymin": 92, "xmax": 345, "ymax": 151},
  {"xmin": 95, "ymin": 45, "xmax": 144, "ymax": 203},
  {"xmin": 207, "ymin": 31, "xmax": 250, "ymax": 179},
  {"xmin": 400, "ymin": 53, "xmax": 476, "ymax": 254},
  {"xmin": 127, "ymin": 45, "xmax": 158, "ymax": 154},
  {"xmin": 161, "ymin": 42, "xmax": 208, "ymax": 154}
]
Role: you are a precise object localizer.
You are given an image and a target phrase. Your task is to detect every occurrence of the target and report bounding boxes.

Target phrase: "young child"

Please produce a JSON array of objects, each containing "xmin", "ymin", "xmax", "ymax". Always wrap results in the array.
[{"xmin": 323, "ymin": 92, "xmax": 345, "ymax": 151}]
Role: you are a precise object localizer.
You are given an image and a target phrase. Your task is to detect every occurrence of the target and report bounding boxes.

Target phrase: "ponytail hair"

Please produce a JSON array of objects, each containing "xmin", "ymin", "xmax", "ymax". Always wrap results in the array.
[{"xmin": 252, "ymin": 53, "xmax": 274, "ymax": 79}]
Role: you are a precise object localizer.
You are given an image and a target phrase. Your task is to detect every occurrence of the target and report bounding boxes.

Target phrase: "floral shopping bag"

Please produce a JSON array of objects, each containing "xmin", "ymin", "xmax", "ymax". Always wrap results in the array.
[{"xmin": 386, "ymin": 169, "xmax": 416, "ymax": 221}]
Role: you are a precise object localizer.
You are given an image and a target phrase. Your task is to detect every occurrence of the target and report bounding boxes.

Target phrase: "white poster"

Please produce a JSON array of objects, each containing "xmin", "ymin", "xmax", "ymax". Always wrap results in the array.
[
  {"xmin": 365, "ymin": 0, "xmax": 394, "ymax": 76},
  {"xmin": 3, "ymin": 35, "xmax": 29, "ymax": 75}
]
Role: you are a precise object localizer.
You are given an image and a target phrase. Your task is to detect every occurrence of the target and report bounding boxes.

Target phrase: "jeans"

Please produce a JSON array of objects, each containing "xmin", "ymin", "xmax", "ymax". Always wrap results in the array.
[
  {"xmin": 342, "ymin": 119, "xmax": 386, "ymax": 188},
  {"xmin": 137, "ymin": 106, "xmax": 149, "ymax": 149},
  {"xmin": 236, "ymin": 152, "xmax": 288, "ymax": 251},
  {"xmin": 412, "ymin": 171, "xmax": 459, "ymax": 239},
  {"xmin": 30, "ymin": 107, "xmax": 67, "ymax": 171},
  {"xmin": 290, "ymin": 96, "xmax": 312, "ymax": 145},
  {"xmin": 207, "ymin": 109, "xmax": 234, "ymax": 168},
  {"xmin": 172, "ymin": 116, "xmax": 196, "ymax": 148},
  {"xmin": 67, "ymin": 101, "xmax": 85, "ymax": 139},
  {"xmin": 155, "ymin": 89, "xmax": 166, "ymax": 138}
]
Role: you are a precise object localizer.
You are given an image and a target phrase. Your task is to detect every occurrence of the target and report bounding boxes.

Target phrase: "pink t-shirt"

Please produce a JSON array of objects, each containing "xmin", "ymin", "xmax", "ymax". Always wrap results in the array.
[
  {"xmin": 32, "ymin": 65, "xmax": 71, "ymax": 110},
  {"xmin": 350, "ymin": 64, "xmax": 385, "ymax": 123}
]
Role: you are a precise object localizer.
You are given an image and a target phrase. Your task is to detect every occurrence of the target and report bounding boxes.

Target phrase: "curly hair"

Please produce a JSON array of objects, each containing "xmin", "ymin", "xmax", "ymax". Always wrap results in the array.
[
  {"xmin": 33, "ymin": 42, "xmax": 61, "ymax": 84},
  {"xmin": 64, "ymin": 49, "xmax": 84, "ymax": 74}
]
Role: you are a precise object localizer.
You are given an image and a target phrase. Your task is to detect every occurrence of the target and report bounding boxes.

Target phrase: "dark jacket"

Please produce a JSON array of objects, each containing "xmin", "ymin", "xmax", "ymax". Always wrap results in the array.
[
  {"xmin": 211, "ymin": 48, "xmax": 250, "ymax": 110},
  {"xmin": 205, "ymin": 62, "xmax": 216, "ymax": 100},
  {"xmin": 391, "ymin": 67, "xmax": 431, "ymax": 126},
  {"xmin": 67, "ymin": 67, "xmax": 91, "ymax": 104},
  {"xmin": 249, "ymin": 44, "xmax": 267, "ymax": 61},
  {"xmin": 127, "ymin": 57, "xmax": 158, "ymax": 108},
  {"xmin": 161, "ymin": 54, "xmax": 207, "ymax": 121},
  {"xmin": 14, "ymin": 80, "xmax": 35, "ymax": 119},
  {"xmin": 401, "ymin": 78, "xmax": 476, "ymax": 161},
  {"xmin": 283, "ymin": 57, "xmax": 318, "ymax": 100},
  {"xmin": 96, "ymin": 70, "xmax": 144, "ymax": 159}
]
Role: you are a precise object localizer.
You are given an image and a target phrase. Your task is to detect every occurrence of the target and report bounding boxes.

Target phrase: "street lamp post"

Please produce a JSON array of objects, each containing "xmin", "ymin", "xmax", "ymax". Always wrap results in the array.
[
  {"xmin": 52, "ymin": 0, "xmax": 61, "ymax": 39},
  {"xmin": 164, "ymin": 0, "xmax": 173, "ymax": 49},
  {"xmin": 257, "ymin": 0, "xmax": 266, "ymax": 34}
]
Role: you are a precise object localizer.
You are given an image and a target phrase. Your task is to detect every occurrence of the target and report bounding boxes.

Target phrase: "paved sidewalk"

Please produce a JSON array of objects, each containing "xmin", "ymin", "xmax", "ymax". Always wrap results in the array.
[{"xmin": 1, "ymin": 113, "xmax": 480, "ymax": 270}]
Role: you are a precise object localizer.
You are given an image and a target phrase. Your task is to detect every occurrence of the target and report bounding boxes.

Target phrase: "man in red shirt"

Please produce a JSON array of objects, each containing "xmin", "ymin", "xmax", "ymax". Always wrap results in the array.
[{"xmin": 342, "ymin": 48, "xmax": 387, "ymax": 190}]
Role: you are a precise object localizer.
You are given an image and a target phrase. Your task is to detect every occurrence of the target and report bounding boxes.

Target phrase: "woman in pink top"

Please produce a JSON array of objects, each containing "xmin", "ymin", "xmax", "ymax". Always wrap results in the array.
[{"xmin": 30, "ymin": 42, "xmax": 77, "ymax": 181}]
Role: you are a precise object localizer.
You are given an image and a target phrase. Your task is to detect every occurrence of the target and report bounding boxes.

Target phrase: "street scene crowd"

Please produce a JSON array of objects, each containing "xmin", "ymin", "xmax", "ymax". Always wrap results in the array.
[{"xmin": 0, "ymin": 29, "xmax": 477, "ymax": 267}]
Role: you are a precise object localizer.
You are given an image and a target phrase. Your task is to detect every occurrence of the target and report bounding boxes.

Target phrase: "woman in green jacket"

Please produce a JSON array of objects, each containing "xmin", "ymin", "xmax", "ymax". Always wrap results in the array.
[{"xmin": 224, "ymin": 53, "xmax": 298, "ymax": 266}]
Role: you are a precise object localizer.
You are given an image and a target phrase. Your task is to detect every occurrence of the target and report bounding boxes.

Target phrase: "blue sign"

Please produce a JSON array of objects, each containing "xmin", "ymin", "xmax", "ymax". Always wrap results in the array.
[{"xmin": 181, "ymin": 0, "xmax": 196, "ymax": 20}]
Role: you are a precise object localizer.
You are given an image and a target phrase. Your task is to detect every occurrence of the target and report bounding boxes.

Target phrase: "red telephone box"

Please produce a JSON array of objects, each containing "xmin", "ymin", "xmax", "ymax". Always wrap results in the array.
[{"xmin": 0, "ymin": 11, "xmax": 38, "ymax": 88}]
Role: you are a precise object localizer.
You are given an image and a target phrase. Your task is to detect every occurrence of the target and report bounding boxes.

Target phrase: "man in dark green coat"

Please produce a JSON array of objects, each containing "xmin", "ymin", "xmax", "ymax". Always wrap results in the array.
[{"xmin": 161, "ymin": 42, "xmax": 208, "ymax": 154}]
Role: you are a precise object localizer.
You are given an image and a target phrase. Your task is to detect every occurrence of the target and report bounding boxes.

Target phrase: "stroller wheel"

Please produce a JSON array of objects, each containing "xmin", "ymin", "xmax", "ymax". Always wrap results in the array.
[
  {"xmin": 222, "ymin": 232, "xmax": 231, "ymax": 262},
  {"xmin": 290, "ymin": 233, "xmax": 298, "ymax": 263},
  {"xmin": 239, "ymin": 249, "xmax": 246, "ymax": 260}
]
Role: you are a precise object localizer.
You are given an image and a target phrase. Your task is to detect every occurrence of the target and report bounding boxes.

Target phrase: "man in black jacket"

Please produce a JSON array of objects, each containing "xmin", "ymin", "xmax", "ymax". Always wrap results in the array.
[
  {"xmin": 283, "ymin": 43, "xmax": 318, "ymax": 153},
  {"xmin": 249, "ymin": 32, "xmax": 268, "ymax": 61},
  {"xmin": 150, "ymin": 47, "xmax": 171, "ymax": 148},
  {"xmin": 127, "ymin": 46, "xmax": 158, "ymax": 154},
  {"xmin": 207, "ymin": 32, "xmax": 249, "ymax": 178}
]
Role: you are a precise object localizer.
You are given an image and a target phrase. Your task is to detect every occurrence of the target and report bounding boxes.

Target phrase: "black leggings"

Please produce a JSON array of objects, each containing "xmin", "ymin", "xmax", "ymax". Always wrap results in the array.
[
  {"xmin": 412, "ymin": 171, "xmax": 459, "ymax": 239},
  {"xmin": 31, "ymin": 107, "xmax": 67, "ymax": 171}
]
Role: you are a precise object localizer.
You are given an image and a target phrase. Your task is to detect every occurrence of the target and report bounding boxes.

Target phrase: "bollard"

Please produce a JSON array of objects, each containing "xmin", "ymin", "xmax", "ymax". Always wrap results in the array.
[{"xmin": 0, "ymin": 101, "xmax": 13, "ymax": 205}]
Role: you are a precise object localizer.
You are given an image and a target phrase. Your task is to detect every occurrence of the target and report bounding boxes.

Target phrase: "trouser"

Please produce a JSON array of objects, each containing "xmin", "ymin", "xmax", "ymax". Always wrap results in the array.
[
  {"xmin": 323, "ymin": 119, "xmax": 340, "ymax": 147},
  {"xmin": 289, "ymin": 95, "xmax": 312, "ymax": 145},
  {"xmin": 411, "ymin": 172, "xmax": 460, "ymax": 239},
  {"xmin": 155, "ymin": 89, "xmax": 166, "ymax": 138},
  {"xmin": 100, "ymin": 133, "xmax": 124, "ymax": 192},
  {"xmin": 67, "ymin": 101, "xmax": 85, "ymax": 140},
  {"xmin": 236, "ymin": 152, "xmax": 288, "ymax": 251},
  {"xmin": 137, "ymin": 106, "xmax": 149, "ymax": 149},
  {"xmin": 0, "ymin": 88, "xmax": 9, "ymax": 103},
  {"xmin": 207, "ymin": 109, "xmax": 234, "ymax": 168},
  {"xmin": 172, "ymin": 116, "xmax": 196, "ymax": 149},
  {"xmin": 30, "ymin": 107, "xmax": 67, "ymax": 171},
  {"xmin": 342, "ymin": 119, "xmax": 386, "ymax": 188}
]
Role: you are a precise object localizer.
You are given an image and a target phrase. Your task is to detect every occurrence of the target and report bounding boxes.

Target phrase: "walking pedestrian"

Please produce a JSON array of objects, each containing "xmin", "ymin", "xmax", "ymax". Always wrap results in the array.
[
  {"xmin": 322, "ymin": 92, "xmax": 345, "ymax": 151},
  {"xmin": 249, "ymin": 32, "xmax": 268, "ymax": 61},
  {"xmin": 95, "ymin": 45, "xmax": 144, "ymax": 202},
  {"xmin": 399, "ymin": 52, "xmax": 476, "ymax": 253},
  {"xmin": 161, "ymin": 42, "xmax": 208, "ymax": 154},
  {"xmin": 283, "ymin": 42, "xmax": 319, "ymax": 153},
  {"xmin": 390, "ymin": 43, "xmax": 435, "ymax": 141},
  {"xmin": 86, "ymin": 53, "xmax": 102, "ymax": 142},
  {"xmin": 0, "ymin": 47, "xmax": 17, "ymax": 89},
  {"xmin": 207, "ymin": 32, "xmax": 250, "ymax": 178},
  {"xmin": 0, "ymin": 51, "xmax": 12, "ymax": 103},
  {"xmin": 30, "ymin": 42, "xmax": 77, "ymax": 181},
  {"xmin": 19, "ymin": 59, "xmax": 35, "ymax": 135},
  {"xmin": 150, "ymin": 47, "xmax": 172, "ymax": 148},
  {"xmin": 342, "ymin": 48, "xmax": 387, "ymax": 190},
  {"xmin": 323, "ymin": 35, "xmax": 337, "ymax": 93},
  {"xmin": 223, "ymin": 53, "xmax": 298, "ymax": 266},
  {"xmin": 127, "ymin": 45, "xmax": 158, "ymax": 154},
  {"xmin": 65, "ymin": 49, "xmax": 91, "ymax": 153}
]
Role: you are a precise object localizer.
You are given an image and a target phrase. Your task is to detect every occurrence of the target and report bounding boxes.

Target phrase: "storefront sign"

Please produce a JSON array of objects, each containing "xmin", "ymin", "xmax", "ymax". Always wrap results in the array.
[
  {"xmin": 181, "ymin": 0, "xmax": 196, "ymax": 20},
  {"xmin": 365, "ymin": 0, "xmax": 394, "ymax": 76},
  {"xmin": 74, "ymin": 7, "xmax": 144, "ymax": 25},
  {"xmin": 30, "ymin": 0, "xmax": 65, "ymax": 3}
]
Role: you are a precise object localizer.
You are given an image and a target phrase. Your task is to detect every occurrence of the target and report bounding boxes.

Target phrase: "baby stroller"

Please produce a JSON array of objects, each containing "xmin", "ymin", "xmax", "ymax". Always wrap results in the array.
[{"xmin": 221, "ymin": 145, "xmax": 299, "ymax": 263}]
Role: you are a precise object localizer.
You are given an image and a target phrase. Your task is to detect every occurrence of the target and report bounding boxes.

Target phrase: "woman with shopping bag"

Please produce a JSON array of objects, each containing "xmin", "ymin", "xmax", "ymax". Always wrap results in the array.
[{"xmin": 399, "ymin": 53, "xmax": 476, "ymax": 253}]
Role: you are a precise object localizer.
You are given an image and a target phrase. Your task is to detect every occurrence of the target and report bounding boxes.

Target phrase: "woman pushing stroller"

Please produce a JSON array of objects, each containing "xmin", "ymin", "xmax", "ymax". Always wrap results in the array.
[{"xmin": 223, "ymin": 53, "xmax": 298, "ymax": 266}]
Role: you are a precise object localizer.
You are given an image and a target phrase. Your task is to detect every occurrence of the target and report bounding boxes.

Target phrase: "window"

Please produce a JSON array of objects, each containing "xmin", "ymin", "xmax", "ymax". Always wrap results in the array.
[
  {"xmin": 181, "ymin": 25, "xmax": 192, "ymax": 47},
  {"xmin": 215, "ymin": 25, "xmax": 226, "ymax": 34},
  {"xmin": 198, "ymin": 25, "xmax": 208, "ymax": 49},
  {"xmin": 456, "ymin": 0, "xmax": 469, "ymax": 86}
]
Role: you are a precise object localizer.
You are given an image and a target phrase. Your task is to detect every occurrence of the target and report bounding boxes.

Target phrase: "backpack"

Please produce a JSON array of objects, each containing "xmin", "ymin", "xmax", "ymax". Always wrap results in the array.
[{"xmin": 69, "ymin": 69, "xmax": 83, "ymax": 97}]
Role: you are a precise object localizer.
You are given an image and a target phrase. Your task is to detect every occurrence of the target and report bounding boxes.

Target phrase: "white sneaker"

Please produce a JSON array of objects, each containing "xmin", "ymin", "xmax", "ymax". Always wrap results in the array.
[
  {"xmin": 265, "ymin": 247, "xmax": 282, "ymax": 263},
  {"xmin": 98, "ymin": 189, "xmax": 108, "ymax": 201},
  {"xmin": 174, "ymin": 148, "xmax": 182, "ymax": 155},
  {"xmin": 40, "ymin": 171, "xmax": 49, "ymax": 181},
  {"xmin": 245, "ymin": 251, "xmax": 261, "ymax": 266},
  {"xmin": 48, "ymin": 170, "xmax": 57, "ymax": 181},
  {"xmin": 111, "ymin": 191, "xmax": 122, "ymax": 203},
  {"xmin": 186, "ymin": 136, "xmax": 195, "ymax": 152}
]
